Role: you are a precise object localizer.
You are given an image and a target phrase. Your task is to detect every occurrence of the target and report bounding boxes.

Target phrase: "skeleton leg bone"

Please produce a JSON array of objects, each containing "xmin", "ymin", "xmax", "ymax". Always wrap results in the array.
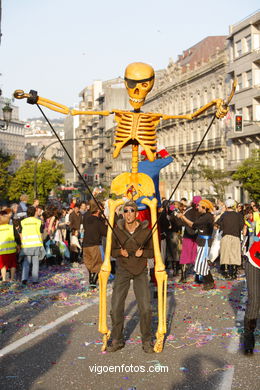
[
  {"xmin": 141, "ymin": 198, "xmax": 167, "ymax": 353},
  {"xmin": 99, "ymin": 198, "xmax": 125, "ymax": 351}
]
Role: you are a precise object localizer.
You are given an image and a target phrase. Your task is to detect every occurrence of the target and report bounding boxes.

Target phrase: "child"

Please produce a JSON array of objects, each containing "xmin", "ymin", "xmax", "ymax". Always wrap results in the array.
[{"xmin": 70, "ymin": 229, "xmax": 81, "ymax": 263}]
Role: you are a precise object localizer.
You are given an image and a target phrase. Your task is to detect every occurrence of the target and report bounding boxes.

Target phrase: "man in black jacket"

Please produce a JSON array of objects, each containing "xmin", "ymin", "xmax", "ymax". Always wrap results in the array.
[
  {"xmin": 107, "ymin": 200, "xmax": 154, "ymax": 353},
  {"xmin": 82, "ymin": 200, "xmax": 107, "ymax": 289}
]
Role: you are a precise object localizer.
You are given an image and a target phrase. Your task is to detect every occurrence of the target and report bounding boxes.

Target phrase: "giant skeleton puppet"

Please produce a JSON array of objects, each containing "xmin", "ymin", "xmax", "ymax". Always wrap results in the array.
[{"xmin": 14, "ymin": 62, "xmax": 235, "ymax": 353}]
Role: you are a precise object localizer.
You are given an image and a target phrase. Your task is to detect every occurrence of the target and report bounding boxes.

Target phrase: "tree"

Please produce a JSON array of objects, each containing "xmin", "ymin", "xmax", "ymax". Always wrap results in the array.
[
  {"xmin": 8, "ymin": 160, "xmax": 64, "ymax": 204},
  {"xmin": 232, "ymin": 150, "xmax": 260, "ymax": 202},
  {"xmin": 0, "ymin": 149, "xmax": 14, "ymax": 200},
  {"xmin": 199, "ymin": 165, "xmax": 232, "ymax": 201}
]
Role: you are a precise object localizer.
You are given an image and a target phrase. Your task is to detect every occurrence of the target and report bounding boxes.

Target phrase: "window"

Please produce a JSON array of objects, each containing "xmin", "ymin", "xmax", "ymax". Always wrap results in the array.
[
  {"xmin": 237, "ymin": 74, "xmax": 242, "ymax": 90},
  {"xmin": 245, "ymin": 70, "xmax": 252, "ymax": 88},
  {"xmin": 193, "ymin": 95, "xmax": 197, "ymax": 110},
  {"xmin": 211, "ymin": 85, "xmax": 216, "ymax": 100},
  {"xmin": 235, "ymin": 40, "xmax": 242, "ymax": 57},
  {"xmin": 245, "ymin": 35, "xmax": 252, "ymax": 52},
  {"xmin": 253, "ymin": 33, "xmax": 260, "ymax": 50},
  {"xmin": 246, "ymin": 105, "xmax": 253, "ymax": 121}
]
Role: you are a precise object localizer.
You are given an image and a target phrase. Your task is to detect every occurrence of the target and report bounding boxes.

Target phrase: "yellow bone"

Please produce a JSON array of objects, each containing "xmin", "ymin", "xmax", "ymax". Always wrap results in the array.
[
  {"xmin": 99, "ymin": 198, "xmax": 124, "ymax": 351},
  {"xmin": 141, "ymin": 197, "xmax": 167, "ymax": 352},
  {"xmin": 111, "ymin": 172, "xmax": 155, "ymax": 199}
]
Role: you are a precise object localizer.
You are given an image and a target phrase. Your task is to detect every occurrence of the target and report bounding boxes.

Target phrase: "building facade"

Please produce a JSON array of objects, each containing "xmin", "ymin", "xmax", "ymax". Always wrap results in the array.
[
  {"xmin": 226, "ymin": 10, "xmax": 260, "ymax": 201},
  {"xmin": 24, "ymin": 118, "xmax": 64, "ymax": 162},
  {"xmin": 144, "ymin": 36, "xmax": 228, "ymax": 201},
  {"xmin": 63, "ymin": 114, "xmax": 79, "ymax": 186},
  {"xmin": 74, "ymin": 11, "xmax": 260, "ymax": 202},
  {"xmin": 77, "ymin": 78, "xmax": 132, "ymax": 187},
  {"xmin": 0, "ymin": 97, "xmax": 25, "ymax": 171}
]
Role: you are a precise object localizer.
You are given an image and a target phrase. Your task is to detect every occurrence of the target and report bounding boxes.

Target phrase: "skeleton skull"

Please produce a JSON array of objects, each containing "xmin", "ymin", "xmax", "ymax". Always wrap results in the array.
[{"xmin": 124, "ymin": 62, "xmax": 155, "ymax": 110}]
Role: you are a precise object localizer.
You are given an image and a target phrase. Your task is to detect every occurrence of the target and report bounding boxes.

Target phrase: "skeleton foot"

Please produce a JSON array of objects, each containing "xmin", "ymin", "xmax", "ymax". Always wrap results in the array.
[
  {"xmin": 154, "ymin": 333, "xmax": 164, "ymax": 353},
  {"xmin": 101, "ymin": 330, "xmax": 111, "ymax": 352}
]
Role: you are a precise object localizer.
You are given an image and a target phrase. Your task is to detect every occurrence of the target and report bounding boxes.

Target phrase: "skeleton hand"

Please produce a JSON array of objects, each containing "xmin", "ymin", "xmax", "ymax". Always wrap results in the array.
[{"xmin": 215, "ymin": 99, "xmax": 229, "ymax": 119}]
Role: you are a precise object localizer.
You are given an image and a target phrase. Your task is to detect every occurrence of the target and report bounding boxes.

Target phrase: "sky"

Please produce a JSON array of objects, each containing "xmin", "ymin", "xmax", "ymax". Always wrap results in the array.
[{"xmin": 1, "ymin": 0, "xmax": 259, "ymax": 121}]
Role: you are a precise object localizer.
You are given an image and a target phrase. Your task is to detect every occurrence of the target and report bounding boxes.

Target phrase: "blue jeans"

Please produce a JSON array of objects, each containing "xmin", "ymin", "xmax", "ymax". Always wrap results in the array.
[{"xmin": 22, "ymin": 255, "xmax": 39, "ymax": 283}]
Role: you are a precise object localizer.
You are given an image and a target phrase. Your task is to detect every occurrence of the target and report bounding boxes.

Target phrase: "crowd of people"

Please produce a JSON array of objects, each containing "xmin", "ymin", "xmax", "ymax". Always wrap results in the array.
[{"xmin": 0, "ymin": 193, "xmax": 259, "ymax": 354}]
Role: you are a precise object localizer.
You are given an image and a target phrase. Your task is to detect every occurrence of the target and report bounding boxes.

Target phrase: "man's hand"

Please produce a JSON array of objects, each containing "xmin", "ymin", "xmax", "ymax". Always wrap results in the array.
[
  {"xmin": 120, "ymin": 248, "xmax": 129, "ymax": 258},
  {"xmin": 176, "ymin": 213, "xmax": 183, "ymax": 219},
  {"xmin": 135, "ymin": 248, "xmax": 143, "ymax": 258}
]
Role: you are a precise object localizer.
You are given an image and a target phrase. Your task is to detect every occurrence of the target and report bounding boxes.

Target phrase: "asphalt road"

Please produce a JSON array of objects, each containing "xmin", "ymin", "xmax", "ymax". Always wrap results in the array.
[{"xmin": 0, "ymin": 266, "xmax": 259, "ymax": 390}]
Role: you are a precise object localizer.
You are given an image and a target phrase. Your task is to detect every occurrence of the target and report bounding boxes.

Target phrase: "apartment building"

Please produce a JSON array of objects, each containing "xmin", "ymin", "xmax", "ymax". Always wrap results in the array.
[
  {"xmin": 0, "ymin": 97, "xmax": 25, "ymax": 171},
  {"xmin": 226, "ymin": 10, "xmax": 260, "ymax": 201},
  {"xmin": 25, "ymin": 118, "xmax": 64, "ymax": 161},
  {"xmin": 144, "ymin": 36, "xmax": 228, "ymax": 200},
  {"xmin": 77, "ymin": 78, "xmax": 131, "ymax": 186}
]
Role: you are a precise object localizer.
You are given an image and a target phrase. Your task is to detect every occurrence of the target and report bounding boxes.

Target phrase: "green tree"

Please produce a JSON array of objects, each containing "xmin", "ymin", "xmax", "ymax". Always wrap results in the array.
[
  {"xmin": 8, "ymin": 160, "xmax": 64, "ymax": 204},
  {"xmin": 0, "ymin": 149, "xmax": 14, "ymax": 200},
  {"xmin": 232, "ymin": 150, "xmax": 260, "ymax": 202},
  {"xmin": 199, "ymin": 165, "xmax": 232, "ymax": 201}
]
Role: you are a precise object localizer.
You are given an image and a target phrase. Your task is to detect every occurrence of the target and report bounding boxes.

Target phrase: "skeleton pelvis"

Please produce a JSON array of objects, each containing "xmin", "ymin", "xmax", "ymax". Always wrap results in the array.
[{"xmin": 111, "ymin": 173, "xmax": 155, "ymax": 200}]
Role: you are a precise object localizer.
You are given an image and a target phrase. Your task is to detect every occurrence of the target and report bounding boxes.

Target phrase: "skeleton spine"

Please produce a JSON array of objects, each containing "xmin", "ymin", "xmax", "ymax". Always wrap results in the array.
[{"xmin": 132, "ymin": 144, "xmax": 138, "ymax": 174}]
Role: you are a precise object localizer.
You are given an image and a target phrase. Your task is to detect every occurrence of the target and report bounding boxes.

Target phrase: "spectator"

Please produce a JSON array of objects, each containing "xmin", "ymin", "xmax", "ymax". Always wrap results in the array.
[
  {"xmin": 180, "ymin": 197, "xmax": 188, "ymax": 210},
  {"xmin": 79, "ymin": 201, "xmax": 88, "ymax": 216},
  {"xmin": 17, "ymin": 194, "xmax": 29, "ymax": 219},
  {"xmin": 20, "ymin": 206, "xmax": 45, "ymax": 285},
  {"xmin": 0, "ymin": 210, "xmax": 20, "ymax": 283},
  {"xmin": 70, "ymin": 229, "xmax": 81, "ymax": 263},
  {"xmin": 243, "ymin": 230, "xmax": 260, "ymax": 355},
  {"xmin": 178, "ymin": 196, "xmax": 201, "ymax": 283},
  {"xmin": 70, "ymin": 198, "xmax": 77, "ymax": 209},
  {"xmin": 10, "ymin": 203, "xmax": 19, "ymax": 223},
  {"xmin": 82, "ymin": 200, "xmax": 107, "ymax": 289},
  {"xmin": 218, "ymin": 199, "xmax": 244, "ymax": 279},
  {"xmin": 177, "ymin": 199, "xmax": 215, "ymax": 290},
  {"xmin": 69, "ymin": 203, "xmax": 82, "ymax": 232},
  {"xmin": 33, "ymin": 199, "xmax": 40, "ymax": 208}
]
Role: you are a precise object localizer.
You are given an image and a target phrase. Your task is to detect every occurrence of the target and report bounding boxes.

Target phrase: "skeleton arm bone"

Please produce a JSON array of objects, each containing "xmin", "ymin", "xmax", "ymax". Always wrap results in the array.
[
  {"xmin": 14, "ymin": 90, "xmax": 111, "ymax": 116},
  {"xmin": 162, "ymin": 80, "xmax": 237, "ymax": 121},
  {"xmin": 162, "ymin": 98, "xmax": 228, "ymax": 121}
]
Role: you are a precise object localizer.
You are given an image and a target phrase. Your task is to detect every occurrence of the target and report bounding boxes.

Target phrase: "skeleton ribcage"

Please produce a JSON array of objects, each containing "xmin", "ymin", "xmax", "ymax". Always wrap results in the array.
[{"xmin": 113, "ymin": 111, "xmax": 161, "ymax": 161}]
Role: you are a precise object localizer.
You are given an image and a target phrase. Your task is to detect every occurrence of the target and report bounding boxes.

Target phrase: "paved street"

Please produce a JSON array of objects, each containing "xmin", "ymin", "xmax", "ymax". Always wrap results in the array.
[{"xmin": 0, "ymin": 265, "xmax": 259, "ymax": 390}]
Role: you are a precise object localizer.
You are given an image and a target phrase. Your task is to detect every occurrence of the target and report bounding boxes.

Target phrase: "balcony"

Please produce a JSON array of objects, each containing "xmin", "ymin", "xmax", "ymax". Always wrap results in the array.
[
  {"xmin": 92, "ymin": 129, "xmax": 100, "ymax": 138},
  {"xmin": 105, "ymin": 142, "xmax": 111, "ymax": 151},
  {"xmin": 92, "ymin": 115, "xmax": 99, "ymax": 124},
  {"xmin": 227, "ymin": 160, "xmax": 240, "ymax": 172}
]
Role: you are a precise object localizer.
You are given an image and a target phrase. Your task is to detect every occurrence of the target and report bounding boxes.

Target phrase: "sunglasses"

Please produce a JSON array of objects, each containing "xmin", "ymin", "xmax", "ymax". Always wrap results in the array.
[
  {"xmin": 124, "ymin": 76, "xmax": 154, "ymax": 89},
  {"xmin": 123, "ymin": 208, "xmax": 136, "ymax": 213}
]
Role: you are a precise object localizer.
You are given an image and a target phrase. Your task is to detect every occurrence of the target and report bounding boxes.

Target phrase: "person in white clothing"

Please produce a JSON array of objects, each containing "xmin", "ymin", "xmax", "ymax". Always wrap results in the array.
[{"xmin": 70, "ymin": 229, "xmax": 81, "ymax": 263}]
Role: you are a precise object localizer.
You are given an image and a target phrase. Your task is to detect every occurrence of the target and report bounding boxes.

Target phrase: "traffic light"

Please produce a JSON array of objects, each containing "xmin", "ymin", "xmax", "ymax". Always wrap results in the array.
[{"xmin": 235, "ymin": 115, "xmax": 243, "ymax": 132}]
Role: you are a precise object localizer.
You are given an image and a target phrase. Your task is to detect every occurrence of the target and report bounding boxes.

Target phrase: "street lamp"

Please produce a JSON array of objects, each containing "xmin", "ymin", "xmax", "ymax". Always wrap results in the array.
[
  {"xmin": 181, "ymin": 163, "xmax": 200, "ymax": 199},
  {"xmin": 0, "ymin": 102, "xmax": 13, "ymax": 130},
  {"xmin": 189, "ymin": 167, "xmax": 200, "ymax": 198}
]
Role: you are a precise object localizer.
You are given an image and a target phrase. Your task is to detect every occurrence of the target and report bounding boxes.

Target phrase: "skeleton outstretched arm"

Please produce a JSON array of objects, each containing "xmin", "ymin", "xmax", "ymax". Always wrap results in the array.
[
  {"xmin": 14, "ymin": 90, "xmax": 111, "ymax": 117},
  {"xmin": 162, "ymin": 80, "xmax": 237, "ymax": 121},
  {"xmin": 162, "ymin": 98, "xmax": 227, "ymax": 121}
]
